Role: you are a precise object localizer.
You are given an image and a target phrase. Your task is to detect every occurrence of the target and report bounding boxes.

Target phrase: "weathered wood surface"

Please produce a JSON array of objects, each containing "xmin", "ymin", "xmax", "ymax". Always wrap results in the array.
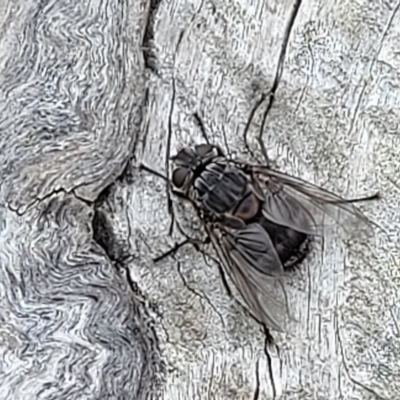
[{"xmin": 1, "ymin": 0, "xmax": 399, "ymax": 399}]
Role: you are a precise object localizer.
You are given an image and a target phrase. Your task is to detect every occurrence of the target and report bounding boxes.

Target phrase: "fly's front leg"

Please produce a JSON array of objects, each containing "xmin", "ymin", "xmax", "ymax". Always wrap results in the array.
[
  {"xmin": 139, "ymin": 163, "xmax": 191, "ymax": 200},
  {"xmin": 139, "ymin": 163, "xmax": 168, "ymax": 182},
  {"xmin": 140, "ymin": 164, "xmax": 211, "ymax": 260}
]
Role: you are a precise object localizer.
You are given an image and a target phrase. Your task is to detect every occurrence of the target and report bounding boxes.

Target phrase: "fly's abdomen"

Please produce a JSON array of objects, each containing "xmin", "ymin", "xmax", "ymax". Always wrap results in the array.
[
  {"xmin": 259, "ymin": 218, "xmax": 310, "ymax": 268},
  {"xmin": 194, "ymin": 162, "xmax": 248, "ymax": 214}
]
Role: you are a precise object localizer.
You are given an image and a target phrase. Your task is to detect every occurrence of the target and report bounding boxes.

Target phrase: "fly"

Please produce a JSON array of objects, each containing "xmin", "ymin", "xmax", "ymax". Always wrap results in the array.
[{"xmin": 163, "ymin": 143, "xmax": 379, "ymax": 336}]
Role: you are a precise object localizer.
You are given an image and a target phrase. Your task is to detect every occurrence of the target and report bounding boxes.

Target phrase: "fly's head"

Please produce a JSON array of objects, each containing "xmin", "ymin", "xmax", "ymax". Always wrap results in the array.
[{"xmin": 170, "ymin": 144, "xmax": 222, "ymax": 194}]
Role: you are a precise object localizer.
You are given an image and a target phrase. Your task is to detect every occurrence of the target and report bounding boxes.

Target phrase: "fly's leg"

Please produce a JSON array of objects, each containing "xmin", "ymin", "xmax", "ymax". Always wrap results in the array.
[
  {"xmin": 139, "ymin": 164, "xmax": 191, "ymax": 200},
  {"xmin": 193, "ymin": 113, "xmax": 211, "ymax": 145},
  {"xmin": 139, "ymin": 164, "xmax": 168, "ymax": 182},
  {"xmin": 192, "ymin": 113, "xmax": 230, "ymax": 157},
  {"xmin": 328, "ymin": 192, "xmax": 381, "ymax": 204},
  {"xmin": 153, "ymin": 239, "xmax": 190, "ymax": 262},
  {"xmin": 258, "ymin": 92, "xmax": 274, "ymax": 166},
  {"xmin": 243, "ymin": 93, "xmax": 267, "ymax": 159},
  {"xmin": 153, "ymin": 236, "xmax": 211, "ymax": 263},
  {"xmin": 139, "ymin": 163, "xmax": 211, "ymax": 260},
  {"xmin": 242, "ymin": 91, "xmax": 274, "ymax": 167},
  {"xmin": 154, "ymin": 200, "xmax": 212, "ymax": 263}
]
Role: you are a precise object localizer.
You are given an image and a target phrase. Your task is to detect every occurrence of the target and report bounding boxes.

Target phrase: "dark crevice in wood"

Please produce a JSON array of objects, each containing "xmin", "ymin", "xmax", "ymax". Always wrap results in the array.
[
  {"xmin": 264, "ymin": 333, "xmax": 277, "ymax": 399},
  {"xmin": 257, "ymin": 0, "xmax": 303, "ymax": 165},
  {"xmin": 129, "ymin": 87, "xmax": 150, "ymax": 170},
  {"xmin": 90, "ymin": 185, "xmax": 133, "ymax": 270},
  {"xmin": 221, "ymin": 124, "xmax": 230, "ymax": 157},
  {"xmin": 253, "ymin": 358, "xmax": 261, "ymax": 400},
  {"xmin": 142, "ymin": 0, "xmax": 162, "ymax": 74},
  {"xmin": 166, "ymin": 78, "xmax": 177, "ymax": 235},
  {"xmin": 7, "ymin": 186, "xmax": 97, "ymax": 217}
]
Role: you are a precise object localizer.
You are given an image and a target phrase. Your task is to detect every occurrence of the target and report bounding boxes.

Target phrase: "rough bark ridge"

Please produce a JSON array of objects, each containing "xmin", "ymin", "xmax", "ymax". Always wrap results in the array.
[
  {"xmin": 0, "ymin": 0, "xmax": 162, "ymax": 399},
  {"xmin": 0, "ymin": 0, "xmax": 399, "ymax": 399}
]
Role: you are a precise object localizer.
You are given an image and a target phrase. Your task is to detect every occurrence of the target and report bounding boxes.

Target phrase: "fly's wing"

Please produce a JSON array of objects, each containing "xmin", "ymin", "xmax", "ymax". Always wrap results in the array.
[
  {"xmin": 251, "ymin": 166, "xmax": 373, "ymax": 236},
  {"xmin": 206, "ymin": 222, "xmax": 293, "ymax": 332}
]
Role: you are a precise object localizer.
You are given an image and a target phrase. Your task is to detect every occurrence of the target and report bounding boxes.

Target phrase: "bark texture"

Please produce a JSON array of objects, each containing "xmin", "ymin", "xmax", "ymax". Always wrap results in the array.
[{"xmin": 0, "ymin": 0, "xmax": 399, "ymax": 399}]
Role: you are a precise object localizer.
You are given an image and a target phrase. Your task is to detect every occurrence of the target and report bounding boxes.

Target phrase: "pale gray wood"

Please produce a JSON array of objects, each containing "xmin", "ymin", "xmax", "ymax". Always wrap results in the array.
[
  {"xmin": 1, "ymin": 0, "xmax": 399, "ymax": 399},
  {"xmin": 0, "ymin": 194, "xmax": 162, "ymax": 399},
  {"xmin": 0, "ymin": 0, "xmax": 162, "ymax": 399},
  {"xmin": 0, "ymin": 0, "xmax": 146, "ymax": 213},
  {"xmin": 131, "ymin": 0, "xmax": 400, "ymax": 399}
]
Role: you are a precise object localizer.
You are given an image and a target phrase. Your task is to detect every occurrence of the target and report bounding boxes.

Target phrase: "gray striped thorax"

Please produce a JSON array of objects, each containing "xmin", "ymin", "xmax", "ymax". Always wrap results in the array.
[{"xmin": 193, "ymin": 161, "xmax": 249, "ymax": 215}]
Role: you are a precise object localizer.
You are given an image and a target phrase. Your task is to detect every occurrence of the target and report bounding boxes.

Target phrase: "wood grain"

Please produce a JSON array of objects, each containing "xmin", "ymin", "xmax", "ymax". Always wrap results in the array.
[{"xmin": 1, "ymin": 0, "xmax": 399, "ymax": 399}]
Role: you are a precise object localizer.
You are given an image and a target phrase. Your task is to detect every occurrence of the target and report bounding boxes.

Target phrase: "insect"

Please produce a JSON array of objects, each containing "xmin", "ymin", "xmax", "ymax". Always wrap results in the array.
[{"xmin": 168, "ymin": 143, "xmax": 378, "ymax": 336}]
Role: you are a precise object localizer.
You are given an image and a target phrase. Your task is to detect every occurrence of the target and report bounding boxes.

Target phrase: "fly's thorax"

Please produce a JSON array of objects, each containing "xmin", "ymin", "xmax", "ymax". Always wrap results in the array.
[{"xmin": 193, "ymin": 161, "xmax": 250, "ymax": 215}]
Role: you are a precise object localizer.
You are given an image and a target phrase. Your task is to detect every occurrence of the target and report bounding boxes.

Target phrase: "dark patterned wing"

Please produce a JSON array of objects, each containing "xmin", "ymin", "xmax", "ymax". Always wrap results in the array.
[
  {"xmin": 206, "ymin": 222, "xmax": 293, "ymax": 332},
  {"xmin": 251, "ymin": 166, "xmax": 373, "ymax": 236}
]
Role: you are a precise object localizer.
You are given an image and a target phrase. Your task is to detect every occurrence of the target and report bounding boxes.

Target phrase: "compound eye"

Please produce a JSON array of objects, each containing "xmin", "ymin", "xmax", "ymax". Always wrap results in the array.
[
  {"xmin": 172, "ymin": 167, "xmax": 190, "ymax": 188},
  {"xmin": 170, "ymin": 147, "xmax": 195, "ymax": 164},
  {"xmin": 195, "ymin": 144, "xmax": 214, "ymax": 158}
]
